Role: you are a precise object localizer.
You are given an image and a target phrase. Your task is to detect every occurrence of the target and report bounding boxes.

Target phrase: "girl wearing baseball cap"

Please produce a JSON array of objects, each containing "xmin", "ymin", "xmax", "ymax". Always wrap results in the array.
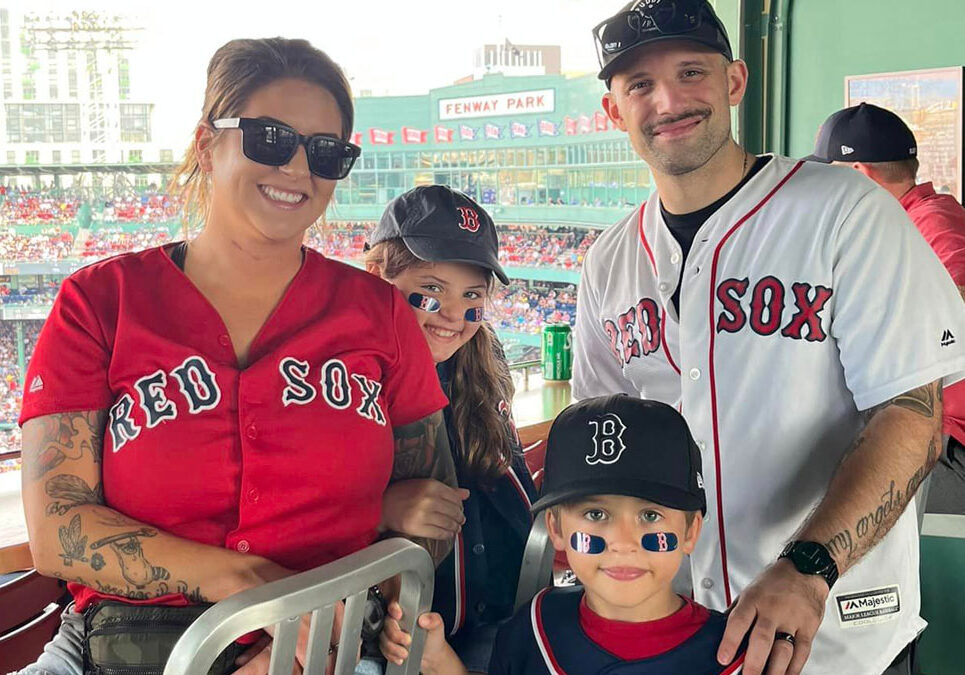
[{"xmin": 365, "ymin": 186, "xmax": 537, "ymax": 673}]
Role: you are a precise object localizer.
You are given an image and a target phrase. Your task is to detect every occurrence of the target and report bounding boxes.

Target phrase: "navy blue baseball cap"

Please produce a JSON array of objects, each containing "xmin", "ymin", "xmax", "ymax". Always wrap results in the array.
[
  {"xmin": 594, "ymin": 0, "xmax": 734, "ymax": 84},
  {"xmin": 368, "ymin": 185, "xmax": 509, "ymax": 285},
  {"xmin": 805, "ymin": 103, "xmax": 918, "ymax": 164},
  {"xmin": 531, "ymin": 395, "xmax": 706, "ymax": 515}
]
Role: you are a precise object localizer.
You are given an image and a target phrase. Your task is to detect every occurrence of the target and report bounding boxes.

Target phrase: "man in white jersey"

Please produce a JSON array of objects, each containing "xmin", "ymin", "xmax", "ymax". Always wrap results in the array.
[{"xmin": 575, "ymin": 2, "xmax": 965, "ymax": 674}]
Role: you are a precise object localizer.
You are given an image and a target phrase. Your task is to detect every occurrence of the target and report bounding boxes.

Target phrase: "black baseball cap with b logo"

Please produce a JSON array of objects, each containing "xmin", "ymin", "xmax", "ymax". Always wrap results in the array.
[
  {"xmin": 368, "ymin": 185, "xmax": 509, "ymax": 284},
  {"xmin": 805, "ymin": 103, "xmax": 918, "ymax": 164},
  {"xmin": 531, "ymin": 395, "xmax": 706, "ymax": 514},
  {"xmin": 593, "ymin": 0, "xmax": 733, "ymax": 84}
]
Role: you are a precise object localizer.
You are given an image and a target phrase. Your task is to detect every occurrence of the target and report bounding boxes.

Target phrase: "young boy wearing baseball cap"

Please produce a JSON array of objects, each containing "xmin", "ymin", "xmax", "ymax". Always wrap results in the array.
[{"xmin": 381, "ymin": 394, "xmax": 747, "ymax": 674}]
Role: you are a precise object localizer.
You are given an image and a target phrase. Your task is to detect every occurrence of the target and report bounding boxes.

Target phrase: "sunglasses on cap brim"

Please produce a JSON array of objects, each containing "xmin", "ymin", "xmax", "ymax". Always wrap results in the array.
[
  {"xmin": 592, "ymin": 0, "xmax": 707, "ymax": 70},
  {"xmin": 212, "ymin": 117, "xmax": 361, "ymax": 180}
]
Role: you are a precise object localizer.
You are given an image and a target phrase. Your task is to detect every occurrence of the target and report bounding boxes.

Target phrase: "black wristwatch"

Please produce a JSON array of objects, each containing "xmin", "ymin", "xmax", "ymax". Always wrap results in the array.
[{"xmin": 779, "ymin": 540, "xmax": 839, "ymax": 589}]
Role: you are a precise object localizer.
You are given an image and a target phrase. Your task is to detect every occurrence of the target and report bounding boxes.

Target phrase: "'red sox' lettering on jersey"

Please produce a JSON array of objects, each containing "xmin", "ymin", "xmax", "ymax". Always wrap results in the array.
[{"xmin": 715, "ymin": 277, "xmax": 833, "ymax": 340}]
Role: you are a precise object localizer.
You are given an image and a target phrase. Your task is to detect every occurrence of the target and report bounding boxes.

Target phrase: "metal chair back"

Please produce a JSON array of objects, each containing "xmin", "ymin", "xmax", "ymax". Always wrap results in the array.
[
  {"xmin": 513, "ymin": 514, "xmax": 555, "ymax": 612},
  {"xmin": 164, "ymin": 538, "xmax": 433, "ymax": 675}
]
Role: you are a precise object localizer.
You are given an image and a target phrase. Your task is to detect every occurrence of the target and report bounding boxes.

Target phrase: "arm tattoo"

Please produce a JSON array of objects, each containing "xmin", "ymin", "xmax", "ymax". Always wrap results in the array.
[
  {"xmin": 27, "ymin": 411, "xmax": 106, "ymax": 480},
  {"xmin": 45, "ymin": 474, "xmax": 103, "ymax": 515},
  {"xmin": 390, "ymin": 410, "xmax": 458, "ymax": 564},
  {"xmin": 825, "ymin": 382, "xmax": 942, "ymax": 566}
]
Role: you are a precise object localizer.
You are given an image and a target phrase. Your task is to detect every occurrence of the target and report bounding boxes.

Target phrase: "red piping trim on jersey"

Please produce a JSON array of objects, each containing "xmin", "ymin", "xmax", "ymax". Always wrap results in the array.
[
  {"xmin": 639, "ymin": 201, "xmax": 681, "ymax": 374},
  {"xmin": 637, "ymin": 202, "xmax": 657, "ymax": 272},
  {"xmin": 532, "ymin": 588, "xmax": 568, "ymax": 675},
  {"xmin": 660, "ymin": 308, "xmax": 681, "ymax": 374},
  {"xmin": 507, "ymin": 465, "xmax": 534, "ymax": 513},
  {"xmin": 450, "ymin": 531, "xmax": 466, "ymax": 636},
  {"xmin": 719, "ymin": 652, "xmax": 746, "ymax": 674},
  {"xmin": 707, "ymin": 160, "xmax": 805, "ymax": 605}
]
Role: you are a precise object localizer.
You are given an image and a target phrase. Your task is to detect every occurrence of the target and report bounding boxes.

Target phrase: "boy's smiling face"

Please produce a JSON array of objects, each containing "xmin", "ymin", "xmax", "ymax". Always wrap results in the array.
[{"xmin": 547, "ymin": 494, "xmax": 702, "ymax": 622}]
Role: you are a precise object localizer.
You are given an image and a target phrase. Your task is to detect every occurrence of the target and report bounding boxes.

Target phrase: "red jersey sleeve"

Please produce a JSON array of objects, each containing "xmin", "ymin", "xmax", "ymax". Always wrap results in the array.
[
  {"xmin": 20, "ymin": 276, "xmax": 114, "ymax": 425},
  {"xmin": 382, "ymin": 287, "xmax": 449, "ymax": 427}
]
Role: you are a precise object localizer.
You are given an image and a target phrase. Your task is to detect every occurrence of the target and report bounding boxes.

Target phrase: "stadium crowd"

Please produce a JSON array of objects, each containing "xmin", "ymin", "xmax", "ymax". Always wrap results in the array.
[
  {"xmin": 0, "ymin": 322, "xmax": 40, "ymax": 460},
  {"xmin": 0, "ymin": 187, "xmax": 81, "ymax": 226},
  {"xmin": 82, "ymin": 225, "xmax": 175, "ymax": 258},
  {"xmin": 490, "ymin": 282, "xmax": 576, "ymax": 334}
]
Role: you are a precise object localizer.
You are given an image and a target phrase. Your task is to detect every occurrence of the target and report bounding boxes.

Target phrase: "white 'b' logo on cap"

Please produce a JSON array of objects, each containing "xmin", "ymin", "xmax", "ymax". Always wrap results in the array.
[{"xmin": 586, "ymin": 413, "xmax": 628, "ymax": 465}]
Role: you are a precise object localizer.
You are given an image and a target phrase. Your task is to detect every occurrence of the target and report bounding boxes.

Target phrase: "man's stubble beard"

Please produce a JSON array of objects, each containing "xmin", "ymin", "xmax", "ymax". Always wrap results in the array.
[{"xmin": 640, "ymin": 116, "xmax": 732, "ymax": 177}]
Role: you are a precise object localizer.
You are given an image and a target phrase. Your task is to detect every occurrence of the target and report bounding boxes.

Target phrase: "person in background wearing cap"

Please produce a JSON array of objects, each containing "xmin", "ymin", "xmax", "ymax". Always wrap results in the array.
[
  {"xmin": 571, "ymin": 1, "xmax": 965, "ymax": 674},
  {"xmin": 380, "ymin": 395, "xmax": 748, "ymax": 674},
  {"xmin": 808, "ymin": 103, "xmax": 965, "ymax": 512},
  {"xmin": 364, "ymin": 185, "xmax": 538, "ymax": 674}
]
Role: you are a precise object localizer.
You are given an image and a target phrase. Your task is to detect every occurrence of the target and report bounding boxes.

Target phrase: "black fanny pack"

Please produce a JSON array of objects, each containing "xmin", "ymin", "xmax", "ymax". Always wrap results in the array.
[{"xmin": 82, "ymin": 601, "xmax": 246, "ymax": 675}]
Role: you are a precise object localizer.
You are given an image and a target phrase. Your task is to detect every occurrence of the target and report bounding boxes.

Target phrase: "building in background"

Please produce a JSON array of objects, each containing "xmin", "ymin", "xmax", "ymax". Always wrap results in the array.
[
  {"xmin": 472, "ymin": 41, "xmax": 561, "ymax": 79},
  {"xmin": 0, "ymin": 7, "xmax": 167, "ymax": 175}
]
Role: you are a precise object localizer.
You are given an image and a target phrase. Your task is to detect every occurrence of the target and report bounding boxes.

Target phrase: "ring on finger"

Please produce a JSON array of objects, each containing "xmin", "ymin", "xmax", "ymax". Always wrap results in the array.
[{"xmin": 775, "ymin": 631, "xmax": 796, "ymax": 647}]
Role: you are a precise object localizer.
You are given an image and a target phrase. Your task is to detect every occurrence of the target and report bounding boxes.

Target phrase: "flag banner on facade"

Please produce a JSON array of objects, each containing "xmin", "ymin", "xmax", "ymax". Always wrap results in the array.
[
  {"xmin": 370, "ymin": 128, "xmax": 394, "ymax": 144},
  {"xmin": 350, "ymin": 132, "xmax": 363, "ymax": 146},
  {"xmin": 578, "ymin": 114, "xmax": 592, "ymax": 134},
  {"xmin": 401, "ymin": 126, "xmax": 428, "ymax": 144},
  {"xmin": 510, "ymin": 121, "xmax": 528, "ymax": 138},
  {"xmin": 564, "ymin": 116, "xmax": 577, "ymax": 136},
  {"xmin": 434, "ymin": 125, "xmax": 454, "ymax": 143},
  {"xmin": 460, "ymin": 124, "xmax": 476, "ymax": 141},
  {"xmin": 538, "ymin": 119, "xmax": 558, "ymax": 136},
  {"xmin": 484, "ymin": 123, "xmax": 501, "ymax": 140},
  {"xmin": 593, "ymin": 111, "xmax": 609, "ymax": 132}
]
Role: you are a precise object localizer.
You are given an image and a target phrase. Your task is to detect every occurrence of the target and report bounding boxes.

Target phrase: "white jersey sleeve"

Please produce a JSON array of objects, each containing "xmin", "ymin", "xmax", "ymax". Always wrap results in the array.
[
  {"xmin": 830, "ymin": 185, "xmax": 965, "ymax": 409},
  {"xmin": 572, "ymin": 240, "xmax": 639, "ymax": 400}
]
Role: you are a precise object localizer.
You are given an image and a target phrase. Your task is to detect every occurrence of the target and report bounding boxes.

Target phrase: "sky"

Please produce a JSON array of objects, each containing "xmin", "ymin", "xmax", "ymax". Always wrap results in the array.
[{"xmin": 27, "ymin": 0, "xmax": 609, "ymax": 148}]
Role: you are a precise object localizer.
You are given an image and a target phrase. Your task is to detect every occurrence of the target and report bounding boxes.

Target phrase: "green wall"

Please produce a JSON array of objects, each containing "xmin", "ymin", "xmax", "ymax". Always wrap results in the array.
[{"xmin": 786, "ymin": 0, "xmax": 965, "ymax": 158}]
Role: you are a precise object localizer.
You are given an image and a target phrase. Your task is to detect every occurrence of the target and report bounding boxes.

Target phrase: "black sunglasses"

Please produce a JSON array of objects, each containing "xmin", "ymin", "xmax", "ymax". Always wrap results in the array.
[
  {"xmin": 211, "ymin": 117, "xmax": 361, "ymax": 180},
  {"xmin": 593, "ymin": 0, "xmax": 704, "ymax": 68}
]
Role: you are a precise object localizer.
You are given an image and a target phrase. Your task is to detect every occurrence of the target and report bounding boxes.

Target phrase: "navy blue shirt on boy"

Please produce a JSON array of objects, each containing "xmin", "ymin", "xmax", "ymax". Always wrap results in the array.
[{"xmin": 490, "ymin": 586, "xmax": 745, "ymax": 675}]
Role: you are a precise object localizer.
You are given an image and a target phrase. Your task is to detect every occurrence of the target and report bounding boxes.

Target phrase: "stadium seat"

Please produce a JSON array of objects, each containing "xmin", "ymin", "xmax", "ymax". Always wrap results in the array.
[
  {"xmin": 165, "ymin": 538, "xmax": 434, "ymax": 675},
  {"xmin": 0, "ymin": 569, "xmax": 68, "ymax": 673},
  {"xmin": 519, "ymin": 419, "xmax": 552, "ymax": 489}
]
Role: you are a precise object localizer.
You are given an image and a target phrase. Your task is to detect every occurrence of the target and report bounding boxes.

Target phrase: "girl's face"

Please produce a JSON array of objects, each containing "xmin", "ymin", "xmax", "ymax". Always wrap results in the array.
[
  {"xmin": 385, "ymin": 261, "xmax": 489, "ymax": 363},
  {"xmin": 201, "ymin": 77, "xmax": 342, "ymax": 245}
]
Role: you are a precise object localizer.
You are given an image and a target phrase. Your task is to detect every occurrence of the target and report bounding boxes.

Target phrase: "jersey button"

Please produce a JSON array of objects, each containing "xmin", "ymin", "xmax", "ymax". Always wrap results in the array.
[
  {"xmin": 697, "ymin": 441, "xmax": 706, "ymax": 452},
  {"xmin": 670, "ymin": 252, "xmax": 681, "ymax": 264},
  {"xmin": 247, "ymin": 488, "xmax": 260, "ymax": 503},
  {"xmin": 689, "ymin": 368, "xmax": 701, "ymax": 380},
  {"xmin": 218, "ymin": 334, "xmax": 231, "ymax": 348},
  {"xmin": 472, "ymin": 544, "xmax": 485, "ymax": 555},
  {"xmin": 246, "ymin": 425, "xmax": 258, "ymax": 440},
  {"xmin": 701, "ymin": 578, "xmax": 714, "ymax": 589},
  {"xmin": 658, "ymin": 282, "xmax": 670, "ymax": 292},
  {"xmin": 236, "ymin": 540, "xmax": 251, "ymax": 553},
  {"xmin": 475, "ymin": 602, "xmax": 487, "ymax": 614}
]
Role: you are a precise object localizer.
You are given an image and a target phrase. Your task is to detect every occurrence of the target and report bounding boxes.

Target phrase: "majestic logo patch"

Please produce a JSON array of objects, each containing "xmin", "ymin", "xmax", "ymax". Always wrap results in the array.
[
  {"xmin": 586, "ymin": 413, "xmax": 628, "ymax": 465},
  {"xmin": 835, "ymin": 586, "xmax": 901, "ymax": 628},
  {"xmin": 941, "ymin": 329, "xmax": 956, "ymax": 347},
  {"xmin": 456, "ymin": 206, "xmax": 481, "ymax": 233},
  {"xmin": 29, "ymin": 375, "xmax": 44, "ymax": 393}
]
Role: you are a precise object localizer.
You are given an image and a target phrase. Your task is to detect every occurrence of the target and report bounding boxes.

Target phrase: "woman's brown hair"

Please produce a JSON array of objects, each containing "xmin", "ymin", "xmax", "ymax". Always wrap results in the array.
[
  {"xmin": 365, "ymin": 240, "xmax": 517, "ymax": 484},
  {"xmin": 170, "ymin": 38, "xmax": 353, "ymax": 228}
]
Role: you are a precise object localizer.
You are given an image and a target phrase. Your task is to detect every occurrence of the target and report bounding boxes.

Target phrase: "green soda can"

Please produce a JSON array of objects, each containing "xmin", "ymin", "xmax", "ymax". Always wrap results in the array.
[{"xmin": 542, "ymin": 324, "xmax": 572, "ymax": 381}]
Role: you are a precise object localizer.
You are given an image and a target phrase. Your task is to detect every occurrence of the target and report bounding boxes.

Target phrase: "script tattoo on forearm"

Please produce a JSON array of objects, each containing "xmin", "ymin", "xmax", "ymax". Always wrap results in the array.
[
  {"xmin": 825, "ymin": 383, "xmax": 942, "ymax": 565},
  {"xmin": 28, "ymin": 411, "xmax": 106, "ymax": 480},
  {"xmin": 391, "ymin": 411, "xmax": 458, "ymax": 564}
]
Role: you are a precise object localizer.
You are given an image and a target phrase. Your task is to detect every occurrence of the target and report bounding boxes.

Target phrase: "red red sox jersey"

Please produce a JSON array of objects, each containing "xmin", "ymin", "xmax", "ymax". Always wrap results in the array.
[
  {"xmin": 572, "ymin": 155, "xmax": 965, "ymax": 674},
  {"xmin": 21, "ymin": 245, "xmax": 448, "ymax": 611}
]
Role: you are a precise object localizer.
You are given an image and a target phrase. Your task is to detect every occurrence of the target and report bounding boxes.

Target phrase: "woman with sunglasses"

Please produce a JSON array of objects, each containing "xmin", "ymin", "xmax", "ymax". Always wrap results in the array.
[
  {"xmin": 18, "ymin": 38, "xmax": 455, "ymax": 675},
  {"xmin": 364, "ymin": 186, "xmax": 538, "ymax": 674}
]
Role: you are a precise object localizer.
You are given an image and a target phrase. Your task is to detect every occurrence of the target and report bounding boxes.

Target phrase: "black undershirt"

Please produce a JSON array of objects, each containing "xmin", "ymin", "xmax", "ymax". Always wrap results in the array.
[
  {"xmin": 661, "ymin": 155, "xmax": 772, "ymax": 314},
  {"xmin": 170, "ymin": 241, "xmax": 188, "ymax": 271}
]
